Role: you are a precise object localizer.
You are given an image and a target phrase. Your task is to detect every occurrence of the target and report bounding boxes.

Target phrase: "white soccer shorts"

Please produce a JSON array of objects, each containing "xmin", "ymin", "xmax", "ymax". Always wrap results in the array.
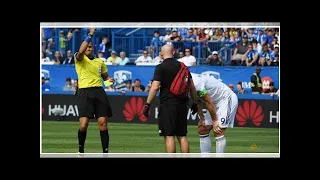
[{"xmin": 204, "ymin": 93, "xmax": 238, "ymax": 128}]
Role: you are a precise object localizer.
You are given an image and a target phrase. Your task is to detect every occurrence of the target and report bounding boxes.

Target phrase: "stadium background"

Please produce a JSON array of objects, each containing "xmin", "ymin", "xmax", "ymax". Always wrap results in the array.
[{"xmin": 41, "ymin": 27, "xmax": 279, "ymax": 153}]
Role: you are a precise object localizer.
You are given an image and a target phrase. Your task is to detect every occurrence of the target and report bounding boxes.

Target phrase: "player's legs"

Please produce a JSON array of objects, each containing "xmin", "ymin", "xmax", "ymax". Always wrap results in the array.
[
  {"xmin": 164, "ymin": 136, "xmax": 175, "ymax": 153},
  {"xmin": 214, "ymin": 94, "xmax": 239, "ymax": 153},
  {"xmin": 95, "ymin": 88, "xmax": 113, "ymax": 153},
  {"xmin": 198, "ymin": 111, "xmax": 213, "ymax": 153},
  {"xmin": 176, "ymin": 136, "xmax": 189, "ymax": 153},
  {"xmin": 78, "ymin": 117, "xmax": 89, "ymax": 153},
  {"xmin": 175, "ymin": 104, "xmax": 189, "ymax": 153},
  {"xmin": 158, "ymin": 105, "xmax": 177, "ymax": 153},
  {"xmin": 77, "ymin": 88, "xmax": 95, "ymax": 153}
]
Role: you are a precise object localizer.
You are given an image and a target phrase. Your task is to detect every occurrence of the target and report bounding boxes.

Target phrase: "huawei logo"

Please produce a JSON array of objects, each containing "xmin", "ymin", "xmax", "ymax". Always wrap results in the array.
[
  {"xmin": 123, "ymin": 97, "xmax": 147, "ymax": 122},
  {"xmin": 236, "ymin": 100, "xmax": 264, "ymax": 127}
]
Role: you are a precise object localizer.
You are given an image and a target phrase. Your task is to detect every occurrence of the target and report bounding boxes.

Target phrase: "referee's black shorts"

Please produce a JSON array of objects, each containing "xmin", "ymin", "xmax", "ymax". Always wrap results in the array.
[
  {"xmin": 158, "ymin": 104, "xmax": 188, "ymax": 136},
  {"xmin": 77, "ymin": 87, "xmax": 113, "ymax": 119}
]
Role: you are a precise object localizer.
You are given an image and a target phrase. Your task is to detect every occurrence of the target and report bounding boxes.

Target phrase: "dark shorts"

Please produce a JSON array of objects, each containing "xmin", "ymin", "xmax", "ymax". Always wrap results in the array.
[
  {"xmin": 158, "ymin": 104, "xmax": 188, "ymax": 136},
  {"xmin": 77, "ymin": 87, "xmax": 112, "ymax": 119}
]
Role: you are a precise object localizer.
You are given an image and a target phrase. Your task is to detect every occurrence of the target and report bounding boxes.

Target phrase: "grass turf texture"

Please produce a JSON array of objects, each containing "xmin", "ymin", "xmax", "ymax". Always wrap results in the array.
[{"xmin": 41, "ymin": 121, "xmax": 279, "ymax": 153}]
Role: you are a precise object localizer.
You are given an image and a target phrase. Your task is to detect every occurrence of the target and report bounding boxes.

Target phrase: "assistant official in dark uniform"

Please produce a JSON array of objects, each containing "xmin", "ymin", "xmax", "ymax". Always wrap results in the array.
[{"xmin": 143, "ymin": 45, "xmax": 198, "ymax": 153}]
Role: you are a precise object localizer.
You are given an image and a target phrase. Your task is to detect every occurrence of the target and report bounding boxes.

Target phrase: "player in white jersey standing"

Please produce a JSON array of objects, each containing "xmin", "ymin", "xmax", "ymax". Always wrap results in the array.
[{"xmin": 191, "ymin": 73, "xmax": 238, "ymax": 153}]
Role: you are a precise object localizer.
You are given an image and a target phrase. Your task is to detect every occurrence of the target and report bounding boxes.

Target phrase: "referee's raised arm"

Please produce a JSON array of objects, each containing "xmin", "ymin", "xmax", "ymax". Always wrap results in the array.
[{"xmin": 75, "ymin": 28, "xmax": 96, "ymax": 61}]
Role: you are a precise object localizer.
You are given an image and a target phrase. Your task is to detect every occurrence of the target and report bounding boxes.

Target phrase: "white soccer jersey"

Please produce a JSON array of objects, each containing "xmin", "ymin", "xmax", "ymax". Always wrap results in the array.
[{"xmin": 191, "ymin": 73, "xmax": 234, "ymax": 105}]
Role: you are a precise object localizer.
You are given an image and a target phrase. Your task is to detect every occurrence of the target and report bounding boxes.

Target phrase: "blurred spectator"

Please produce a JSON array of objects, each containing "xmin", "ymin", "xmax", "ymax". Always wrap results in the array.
[
  {"xmin": 270, "ymin": 44, "xmax": 279, "ymax": 60},
  {"xmin": 59, "ymin": 31, "xmax": 67, "ymax": 57},
  {"xmin": 210, "ymin": 28, "xmax": 222, "ymax": 41},
  {"xmin": 193, "ymin": 28, "xmax": 198, "ymax": 37},
  {"xmin": 271, "ymin": 37, "xmax": 279, "ymax": 50},
  {"xmin": 256, "ymin": 28, "xmax": 267, "ymax": 45},
  {"xmin": 178, "ymin": 48, "xmax": 196, "ymax": 66},
  {"xmin": 250, "ymin": 66, "xmax": 262, "ymax": 94},
  {"xmin": 229, "ymin": 28, "xmax": 237, "ymax": 40},
  {"xmin": 231, "ymin": 35, "xmax": 249, "ymax": 66},
  {"xmin": 135, "ymin": 50, "xmax": 152, "ymax": 63},
  {"xmin": 196, "ymin": 28, "xmax": 210, "ymax": 58},
  {"xmin": 206, "ymin": 51, "xmax": 223, "ymax": 66},
  {"xmin": 42, "ymin": 75, "xmax": 50, "ymax": 91},
  {"xmin": 182, "ymin": 29, "xmax": 196, "ymax": 50},
  {"xmin": 270, "ymin": 54, "xmax": 279, "ymax": 66},
  {"xmin": 204, "ymin": 28, "xmax": 213, "ymax": 38},
  {"xmin": 123, "ymin": 80, "xmax": 133, "ymax": 91},
  {"xmin": 258, "ymin": 57, "xmax": 268, "ymax": 66},
  {"xmin": 150, "ymin": 31, "xmax": 164, "ymax": 58},
  {"xmin": 274, "ymin": 28, "xmax": 280, "ymax": 39},
  {"xmin": 177, "ymin": 51, "xmax": 184, "ymax": 61},
  {"xmin": 71, "ymin": 79, "xmax": 78, "ymax": 91},
  {"xmin": 263, "ymin": 82, "xmax": 279, "ymax": 97},
  {"xmin": 144, "ymin": 80, "xmax": 153, "ymax": 92},
  {"xmin": 42, "ymin": 51, "xmax": 50, "ymax": 62},
  {"xmin": 132, "ymin": 79, "xmax": 145, "ymax": 92},
  {"xmin": 98, "ymin": 37, "xmax": 110, "ymax": 59},
  {"xmin": 98, "ymin": 52, "xmax": 107, "ymax": 63},
  {"xmin": 118, "ymin": 80, "xmax": 133, "ymax": 92},
  {"xmin": 266, "ymin": 29, "xmax": 275, "ymax": 47},
  {"xmin": 63, "ymin": 77, "xmax": 73, "ymax": 91},
  {"xmin": 244, "ymin": 28, "xmax": 254, "ymax": 42},
  {"xmin": 169, "ymin": 29, "xmax": 182, "ymax": 55},
  {"xmin": 163, "ymin": 28, "xmax": 172, "ymax": 44},
  {"xmin": 45, "ymin": 38, "xmax": 54, "ymax": 58},
  {"xmin": 259, "ymin": 43, "xmax": 273, "ymax": 64},
  {"xmin": 51, "ymin": 51, "xmax": 63, "ymax": 65},
  {"xmin": 42, "ymin": 28, "xmax": 54, "ymax": 53},
  {"xmin": 61, "ymin": 50, "xmax": 74, "ymax": 65},
  {"xmin": 178, "ymin": 28, "xmax": 188, "ymax": 38},
  {"xmin": 106, "ymin": 50, "xmax": 120, "ymax": 65},
  {"xmin": 228, "ymin": 84, "xmax": 234, "ymax": 91},
  {"xmin": 118, "ymin": 51, "xmax": 129, "ymax": 65},
  {"xmin": 251, "ymin": 39, "xmax": 262, "ymax": 54},
  {"xmin": 220, "ymin": 30, "xmax": 233, "ymax": 45},
  {"xmin": 152, "ymin": 52, "xmax": 163, "ymax": 64},
  {"xmin": 236, "ymin": 82, "xmax": 247, "ymax": 94},
  {"xmin": 244, "ymin": 44, "xmax": 259, "ymax": 66},
  {"xmin": 67, "ymin": 29, "xmax": 73, "ymax": 41},
  {"xmin": 233, "ymin": 31, "xmax": 241, "ymax": 43}
]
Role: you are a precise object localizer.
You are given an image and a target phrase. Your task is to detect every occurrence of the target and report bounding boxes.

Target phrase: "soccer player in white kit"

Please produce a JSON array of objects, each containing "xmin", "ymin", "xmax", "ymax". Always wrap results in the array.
[{"xmin": 191, "ymin": 73, "xmax": 238, "ymax": 153}]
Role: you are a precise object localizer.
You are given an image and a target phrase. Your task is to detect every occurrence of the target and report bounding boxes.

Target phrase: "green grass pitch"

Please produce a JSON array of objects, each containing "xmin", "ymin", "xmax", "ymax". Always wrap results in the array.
[{"xmin": 41, "ymin": 121, "xmax": 279, "ymax": 153}]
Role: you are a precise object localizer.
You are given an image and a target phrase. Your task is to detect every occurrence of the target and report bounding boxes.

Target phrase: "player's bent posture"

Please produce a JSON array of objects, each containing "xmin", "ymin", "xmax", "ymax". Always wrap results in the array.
[
  {"xmin": 74, "ymin": 28, "xmax": 114, "ymax": 153},
  {"xmin": 192, "ymin": 73, "xmax": 238, "ymax": 153}
]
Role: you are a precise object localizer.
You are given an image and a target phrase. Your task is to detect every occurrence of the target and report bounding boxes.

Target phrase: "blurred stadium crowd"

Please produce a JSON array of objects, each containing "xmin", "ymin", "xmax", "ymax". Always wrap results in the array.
[{"xmin": 41, "ymin": 27, "xmax": 279, "ymax": 95}]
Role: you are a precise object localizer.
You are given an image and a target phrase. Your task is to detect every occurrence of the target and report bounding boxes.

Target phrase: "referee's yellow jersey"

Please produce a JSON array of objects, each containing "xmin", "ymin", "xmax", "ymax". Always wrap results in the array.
[{"xmin": 74, "ymin": 53, "xmax": 108, "ymax": 89}]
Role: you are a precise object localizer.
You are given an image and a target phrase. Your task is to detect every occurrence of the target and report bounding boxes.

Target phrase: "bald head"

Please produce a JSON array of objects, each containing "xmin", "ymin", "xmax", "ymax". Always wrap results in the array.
[{"xmin": 161, "ymin": 44, "xmax": 174, "ymax": 59}]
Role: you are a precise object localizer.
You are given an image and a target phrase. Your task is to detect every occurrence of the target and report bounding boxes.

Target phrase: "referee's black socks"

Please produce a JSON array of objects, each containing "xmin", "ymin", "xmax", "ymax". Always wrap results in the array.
[
  {"xmin": 100, "ymin": 130, "xmax": 109, "ymax": 153},
  {"xmin": 78, "ymin": 129, "xmax": 87, "ymax": 153}
]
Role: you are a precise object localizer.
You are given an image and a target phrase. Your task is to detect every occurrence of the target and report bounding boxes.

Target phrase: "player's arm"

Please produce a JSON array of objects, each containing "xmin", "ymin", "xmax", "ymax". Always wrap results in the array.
[
  {"xmin": 189, "ymin": 78, "xmax": 197, "ymax": 104},
  {"xmin": 75, "ymin": 28, "xmax": 95, "ymax": 61},
  {"xmin": 200, "ymin": 92, "xmax": 218, "ymax": 122},
  {"xmin": 146, "ymin": 65, "xmax": 162, "ymax": 104},
  {"xmin": 146, "ymin": 80, "xmax": 160, "ymax": 104}
]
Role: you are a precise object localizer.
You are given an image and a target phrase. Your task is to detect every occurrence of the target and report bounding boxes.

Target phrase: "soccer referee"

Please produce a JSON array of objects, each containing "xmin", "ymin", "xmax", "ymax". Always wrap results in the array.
[{"xmin": 74, "ymin": 28, "xmax": 114, "ymax": 153}]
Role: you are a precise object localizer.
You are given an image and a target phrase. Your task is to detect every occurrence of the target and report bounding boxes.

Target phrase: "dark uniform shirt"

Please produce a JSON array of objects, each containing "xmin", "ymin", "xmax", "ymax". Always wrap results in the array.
[{"xmin": 152, "ymin": 58, "xmax": 192, "ymax": 105}]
